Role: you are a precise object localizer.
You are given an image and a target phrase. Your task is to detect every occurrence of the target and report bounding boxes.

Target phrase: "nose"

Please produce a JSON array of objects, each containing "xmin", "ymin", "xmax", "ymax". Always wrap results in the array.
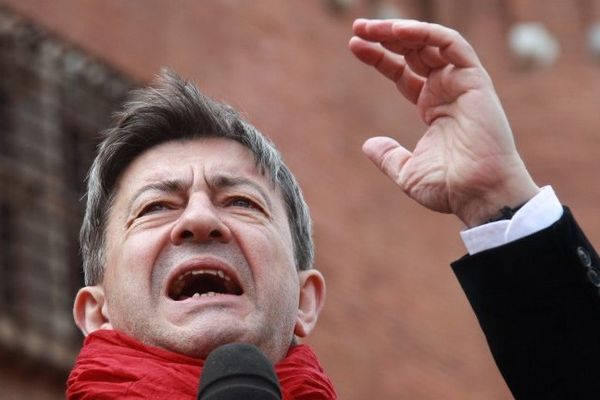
[{"xmin": 169, "ymin": 194, "xmax": 232, "ymax": 245}]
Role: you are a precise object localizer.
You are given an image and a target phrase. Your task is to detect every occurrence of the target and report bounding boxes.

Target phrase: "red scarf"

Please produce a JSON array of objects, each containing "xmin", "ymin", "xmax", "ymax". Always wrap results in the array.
[{"xmin": 67, "ymin": 330, "xmax": 336, "ymax": 399}]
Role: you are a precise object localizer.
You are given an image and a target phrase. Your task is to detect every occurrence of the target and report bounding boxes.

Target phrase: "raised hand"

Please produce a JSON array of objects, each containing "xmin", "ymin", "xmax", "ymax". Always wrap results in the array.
[{"xmin": 349, "ymin": 19, "xmax": 540, "ymax": 227}]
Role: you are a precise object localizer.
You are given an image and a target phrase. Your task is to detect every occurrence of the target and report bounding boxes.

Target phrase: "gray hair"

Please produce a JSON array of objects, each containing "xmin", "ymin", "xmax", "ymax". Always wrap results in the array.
[{"xmin": 80, "ymin": 69, "xmax": 314, "ymax": 285}]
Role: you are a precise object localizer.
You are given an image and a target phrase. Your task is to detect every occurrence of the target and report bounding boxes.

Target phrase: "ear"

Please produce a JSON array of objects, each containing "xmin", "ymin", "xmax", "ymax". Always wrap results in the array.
[
  {"xmin": 73, "ymin": 285, "xmax": 113, "ymax": 336},
  {"xmin": 294, "ymin": 269, "xmax": 326, "ymax": 338}
]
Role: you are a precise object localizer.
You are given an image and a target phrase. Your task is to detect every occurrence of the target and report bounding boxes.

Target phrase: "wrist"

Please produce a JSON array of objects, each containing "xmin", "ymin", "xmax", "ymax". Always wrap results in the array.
[
  {"xmin": 485, "ymin": 203, "xmax": 527, "ymax": 223},
  {"xmin": 457, "ymin": 176, "xmax": 541, "ymax": 228}
]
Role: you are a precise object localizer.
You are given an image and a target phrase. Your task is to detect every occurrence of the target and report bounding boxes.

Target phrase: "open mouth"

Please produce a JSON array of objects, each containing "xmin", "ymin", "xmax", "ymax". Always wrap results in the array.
[{"xmin": 168, "ymin": 269, "xmax": 243, "ymax": 301}]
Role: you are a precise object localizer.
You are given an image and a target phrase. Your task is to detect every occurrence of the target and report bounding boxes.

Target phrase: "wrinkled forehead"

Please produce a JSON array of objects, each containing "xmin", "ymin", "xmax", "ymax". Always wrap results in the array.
[
  {"xmin": 111, "ymin": 137, "xmax": 282, "ymax": 207},
  {"xmin": 122, "ymin": 138, "xmax": 249, "ymax": 178}
]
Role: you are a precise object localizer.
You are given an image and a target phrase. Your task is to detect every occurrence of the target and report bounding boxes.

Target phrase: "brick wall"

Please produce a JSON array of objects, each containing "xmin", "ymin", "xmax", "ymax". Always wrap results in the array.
[
  {"xmin": 0, "ymin": 7, "xmax": 133, "ymax": 397},
  {"xmin": 1, "ymin": 1, "xmax": 600, "ymax": 399}
]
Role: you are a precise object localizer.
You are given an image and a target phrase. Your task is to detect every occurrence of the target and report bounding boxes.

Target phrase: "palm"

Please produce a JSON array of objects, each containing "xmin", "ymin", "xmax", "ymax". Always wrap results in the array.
[{"xmin": 406, "ymin": 68, "xmax": 509, "ymax": 212}]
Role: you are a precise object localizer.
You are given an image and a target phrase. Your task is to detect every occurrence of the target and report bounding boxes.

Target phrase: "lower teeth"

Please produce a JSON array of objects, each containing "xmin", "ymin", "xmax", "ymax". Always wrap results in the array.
[
  {"xmin": 177, "ymin": 291, "xmax": 223, "ymax": 301},
  {"xmin": 190, "ymin": 292, "xmax": 217, "ymax": 299}
]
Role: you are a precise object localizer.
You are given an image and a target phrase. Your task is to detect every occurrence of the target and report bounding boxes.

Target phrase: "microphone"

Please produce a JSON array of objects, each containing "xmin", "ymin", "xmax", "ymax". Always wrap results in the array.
[{"xmin": 197, "ymin": 343, "xmax": 282, "ymax": 400}]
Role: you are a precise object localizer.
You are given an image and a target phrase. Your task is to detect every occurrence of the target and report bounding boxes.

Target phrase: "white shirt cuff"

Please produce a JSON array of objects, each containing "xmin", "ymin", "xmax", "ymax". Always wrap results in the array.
[{"xmin": 460, "ymin": 186, "xmax": 563, "ymax": 255}]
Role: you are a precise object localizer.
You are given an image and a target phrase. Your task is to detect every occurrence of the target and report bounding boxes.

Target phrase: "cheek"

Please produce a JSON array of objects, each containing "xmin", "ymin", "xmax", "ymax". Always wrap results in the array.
[
  {"xmin": 105, "ymin": 224, "xmax": 173, "ymax": 291},
  {"xmin": 234, "ymin": 224, "xmax": 296, "ymax": 275},
  {"xmin": 230, "ymin": 222, "xmax": 298, "ymax": 300},
  {"xmin": 241, "ymin": 230, "xmax": 299, "ymax": 306}
]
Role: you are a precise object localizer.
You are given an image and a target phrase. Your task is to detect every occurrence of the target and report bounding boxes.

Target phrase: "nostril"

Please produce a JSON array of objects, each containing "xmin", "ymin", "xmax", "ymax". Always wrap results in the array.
[
  {"xmin": 209, "ymin": 229, "xmax": 222, "ymax": 238},
  {"xmin": 180, "ymin": 230, "xmax": 194, "ymax": 240},
  {"xmin": 176, "ymin": 228, "xmax": 225, "ymax": 243}
]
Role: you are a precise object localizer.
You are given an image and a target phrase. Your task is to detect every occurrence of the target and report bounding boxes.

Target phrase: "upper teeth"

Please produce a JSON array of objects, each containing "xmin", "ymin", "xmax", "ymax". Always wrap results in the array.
[{"xmin": 177, "ymin": 269, "xmax": 230, "ymax": 282}]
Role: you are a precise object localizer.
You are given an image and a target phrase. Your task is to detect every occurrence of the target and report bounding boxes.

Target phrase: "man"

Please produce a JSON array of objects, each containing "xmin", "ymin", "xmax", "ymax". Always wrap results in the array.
[
  {"xmin": 67, "ymin": 71, "xmax": 334, "ymax": 398},
  {"xmin": 68, "ymin": 18, "xmax": 600, "ymax": 399}
]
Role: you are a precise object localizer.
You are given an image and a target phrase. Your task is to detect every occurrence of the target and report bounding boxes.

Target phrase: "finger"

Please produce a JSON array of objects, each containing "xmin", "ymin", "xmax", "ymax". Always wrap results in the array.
[
  {"xmin": 381, "ymin": 42, "xmax": 446, "ymax": 75},
  {"xmin": 362, "ymin": 136, "xmax": 412, "ymax": 185},
  {"xmin": 416, "ymin": 45, "xmax": 447, "ymax": 69},
  {"xmin": 353, "ymin": 18, "xmax": 421, "ymax": 42},
  {"xmin": 394, "ymin": 67, "xmax": 425, "ymax": 105},
  {"xmin": 352, "ymin": 18, "xmax": 369, "ymax": 35},
  {"xmin": 349, "ymin": 36, "xmax": 406, "ymax": 80},
  {"xmin": 353, "ymin": 19, "xmax": 481, "ymax": 69},
  {"xmin": 404, "ymin": 49, "xmax": 432, "ymax": 77},
  {"xmin": 391, "ymin": 21, "xmax": 481, "ymax": 68},
  {"xmin": 349, "ymin": 37, "xmax": 425, "ymax": 104}
]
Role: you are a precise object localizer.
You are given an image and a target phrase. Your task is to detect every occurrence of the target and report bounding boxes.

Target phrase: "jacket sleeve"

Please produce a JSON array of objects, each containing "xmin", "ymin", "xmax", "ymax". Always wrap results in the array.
[{"xmin": 452, "ymin": 207, "xmax": 600, "ymax": 399}]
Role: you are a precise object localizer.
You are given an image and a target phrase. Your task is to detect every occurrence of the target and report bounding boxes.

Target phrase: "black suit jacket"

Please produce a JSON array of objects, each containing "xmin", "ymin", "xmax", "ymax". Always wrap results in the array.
[{"xmin": 452, "ymin": 208, "xmax": 600, "ymax": 399}]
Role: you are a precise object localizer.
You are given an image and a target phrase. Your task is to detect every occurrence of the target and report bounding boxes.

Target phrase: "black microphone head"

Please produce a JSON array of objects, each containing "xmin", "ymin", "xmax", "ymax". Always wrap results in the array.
[{"xmin": 197, "ymin": 343, "xmax": 282, "ymax": 400}]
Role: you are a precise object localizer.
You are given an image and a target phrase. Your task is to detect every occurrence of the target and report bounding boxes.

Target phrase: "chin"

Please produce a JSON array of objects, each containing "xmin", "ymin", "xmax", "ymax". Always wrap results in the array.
[{"xmin": 159, "ymin": 324, "xmax": 253, "ymax": 359}]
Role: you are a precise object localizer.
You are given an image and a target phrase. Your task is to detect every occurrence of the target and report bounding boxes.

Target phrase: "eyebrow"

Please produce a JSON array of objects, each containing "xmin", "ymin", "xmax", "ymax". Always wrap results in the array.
[
  {"xmin": 126, "ymin": 174, "xmax": 273, "ymax": 215},
  {"xmin": 127, "ymin": 179, "xmax": 187, "ymax": 215}
]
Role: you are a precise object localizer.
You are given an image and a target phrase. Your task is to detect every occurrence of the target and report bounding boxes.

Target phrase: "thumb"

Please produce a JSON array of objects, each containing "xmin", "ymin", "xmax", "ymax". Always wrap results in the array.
[{"xmin": 362, "ymin": 136, "xmax": 412, "ymax": 184}]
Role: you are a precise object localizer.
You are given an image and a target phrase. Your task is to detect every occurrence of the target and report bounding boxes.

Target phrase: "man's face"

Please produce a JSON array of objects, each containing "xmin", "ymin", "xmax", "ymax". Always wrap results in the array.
[{"xmin": 100, "ymin": 138, "xmax": 302, "ymax": 362}]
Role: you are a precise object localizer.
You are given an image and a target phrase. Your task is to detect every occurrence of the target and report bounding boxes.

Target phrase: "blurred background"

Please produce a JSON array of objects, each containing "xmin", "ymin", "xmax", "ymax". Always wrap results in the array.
[{"xmin": 1, "ymin": 1, "xmax": 600, "ymax": 399}]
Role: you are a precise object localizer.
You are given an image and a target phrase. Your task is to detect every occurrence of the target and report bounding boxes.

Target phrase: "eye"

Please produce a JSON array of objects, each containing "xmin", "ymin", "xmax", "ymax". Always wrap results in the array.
[
  {"xmin": 137, "ymin": 201, "xmax": 173, "ymax": 217},
  {"xmin": 226, "ymin": 196, "xmax": 262, "ymax": 211}
]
